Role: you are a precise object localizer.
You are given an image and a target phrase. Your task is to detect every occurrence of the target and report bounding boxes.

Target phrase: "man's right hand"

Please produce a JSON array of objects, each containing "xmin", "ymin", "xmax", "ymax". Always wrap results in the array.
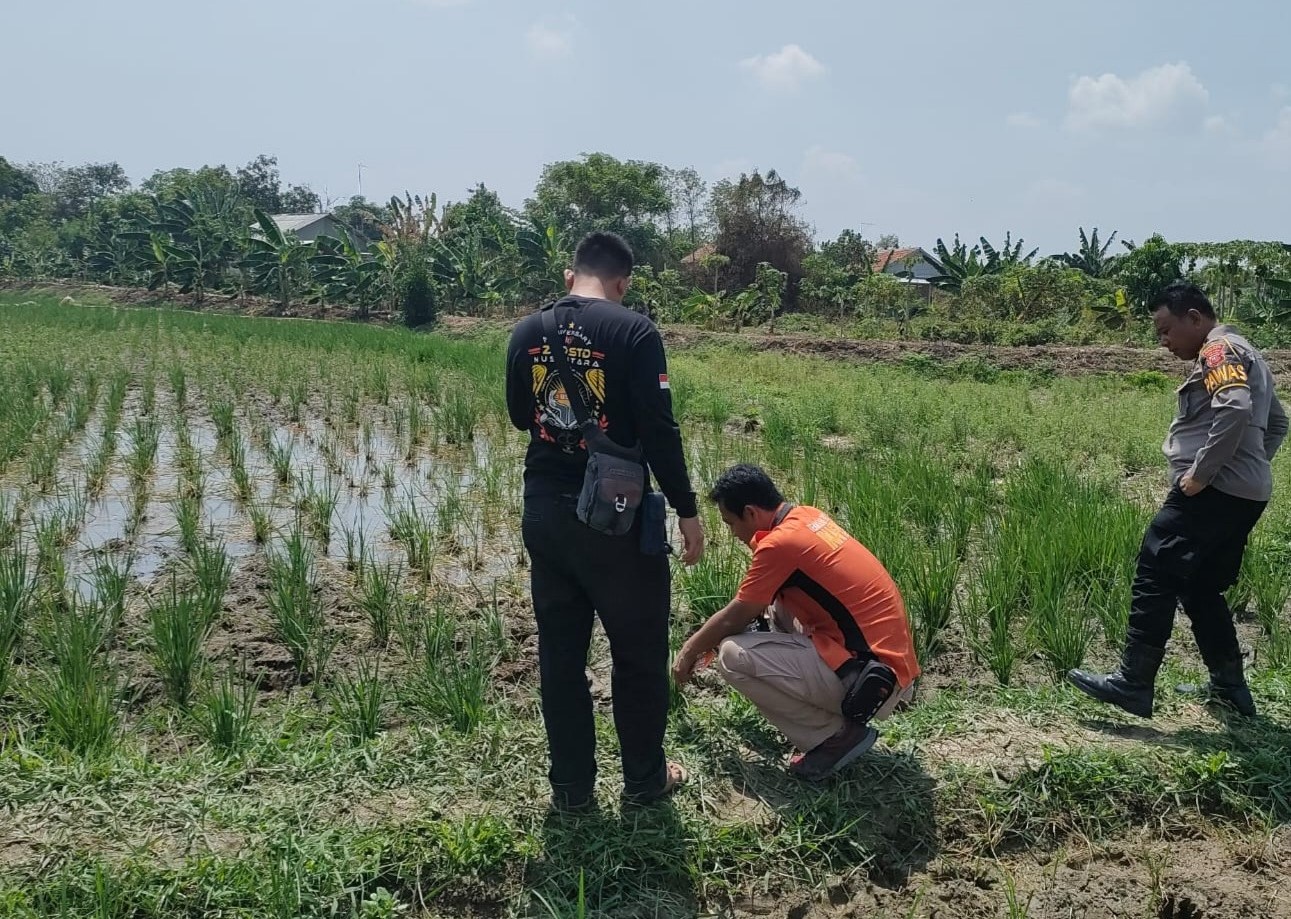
[{"xmin": 677, "ymin": 515, "xmax": 705, "ymax": 566}]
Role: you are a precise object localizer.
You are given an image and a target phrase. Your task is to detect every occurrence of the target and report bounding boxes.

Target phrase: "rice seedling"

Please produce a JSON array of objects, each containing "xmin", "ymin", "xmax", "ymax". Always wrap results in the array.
[
  {"xmin": 46, "ymin": 365, "xmax": 74, "ymax": 407},
  {"xmin": 148, "ymin": 576, "xmax": 211, "ymax": 707},
  {"xmin": 192, "ymin": 661, "xmax": 256, "ymax": 755},
  {"xmin": 289, "ymin": 380, "xmax": 309, "ymax": 424},
  {"xmin": 27, "ymin": 435, "xmax": 60, "ymax": 493},
  {"xmin": 370, "ymin": 364, "xmax": 391, "ymax": 405},
  {"xmin": 676, "ymin": 541, "xmax": 746, "ymax": 632},
  {"xmin": 33, "ymin": 593, "xmax": 118, "ymax": 754},
  {"xmin": 435, "ymin": 481, "xmax": 465, "ymax": 543},
  {"xmin": 173, "ymin": 493, "xmax": 203, "ymax": 555},
  {"xmin": 268, "ymin": 438, "xmax": 295, "ymax": 487},
  {"xmin": 389, "ymin": 499, "xmax": 436, "ymax": 576},
  {"xmin": 405, "ymin": 396, "xmax": 425, "ymax": 460},
  {"xmin": 437, "ymin": 387, "xmax": 478, "ymax": 445},
  {"xmin": 402, "ymin": 620, "xmax": 493, "ymax": 733},
  {"xmin": 210, "ymin": 398, "xmax": 236, "ymax": 443},
  {"xmin": 230, "ymin": 457, "xmax": 254, "ymax": 505},
  {"xmin": 381, "ymin": 462, "xmax": 396, "ymax": 492},
  {"xmin": 189, "ymin": 538, "xmax": 233, "ymax": 626},
  {"xmin": 328, "ymin": 655, "xmax": 386, "ymax": 743},
  {"xmin": 295, "ymin": 472, "xmax": 339, "ymax": 543},
  {"xmin": 169, "ymin": 364, "xmax": 187, "ymax": 412},
  {"xmin": 128, "ymin": 415, "xmax": 160, "ymax": 483},
  {"xmin": 0, "ymin": 493, "xmax": 18, "ymax": 550},
  {"xmin": 248, "ymin": 502, "xmax": 274, "ymax": 545},
  {"xmin": 0, "ymin": 548, "xmax": 33, "ymax": 698},
  {"xmin": 1029, "ymin": 573, "xmax": 1098, "ymax": 681},
  {"xmin": 358, "ymin": 560, "xmax": 401, "ymax": 648},
  {"xmin": 481, "ymin": 582, "xmax": 509, "ymax": 658},
  {"xmin": 963, "ymin": 559, "xmax": 1024, "ymax": 687},
  {"xmin": 66, "ymin": 383, "xmax": 94, "ymax": 434},
  {"xmin": 90, "ymin": 552, "xmax": 132, "ymax": 638},
  {"xmin": 267, "ymin": 523, "xmax": 334, "ymax": 682},
  {"xmin": 85, "ymin": 435, "xmax": 115, "ymax": 496},
  {"xmin": 34, "ymin": 511, "xmax": 71, "ymax": 594},
  {"xmin": 904, "ymin": 542, "xmax": 961, "ymax": 664},
  {"xmin": 104, "ymin": 369, "xmax": 129, "ymax": 423},
  {"xmin": 140, "ymin": 369, "xmax": 157, "ymax": 417},
  {"xmin": 339, "ymin": 522, "xmax": 368, "ymax": 578}
]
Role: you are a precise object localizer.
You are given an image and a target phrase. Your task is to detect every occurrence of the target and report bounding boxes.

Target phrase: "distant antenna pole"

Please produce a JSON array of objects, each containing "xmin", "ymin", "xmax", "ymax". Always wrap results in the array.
[{"xmin": 357, "ymin": 164, "xmax": 366, "ymax": 200}]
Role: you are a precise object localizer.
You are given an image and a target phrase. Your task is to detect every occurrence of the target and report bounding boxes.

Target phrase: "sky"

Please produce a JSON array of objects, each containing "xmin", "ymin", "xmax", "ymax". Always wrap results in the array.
[{"xmin": 2, "ymin": 0, "xmax": 1289, "ymax": 254}]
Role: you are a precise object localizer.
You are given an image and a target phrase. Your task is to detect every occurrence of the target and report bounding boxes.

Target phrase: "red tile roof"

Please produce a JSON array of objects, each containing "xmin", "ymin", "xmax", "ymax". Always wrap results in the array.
[{"xmin": 872, "ymin": 247, "xmax": 924, "ymax": 271}]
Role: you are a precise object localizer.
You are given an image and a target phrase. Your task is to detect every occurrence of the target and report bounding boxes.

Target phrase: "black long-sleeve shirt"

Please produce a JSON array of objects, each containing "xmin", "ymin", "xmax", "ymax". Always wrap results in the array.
[{"xmin": 506, "ymin": 295, "xmax": 698, "ymax": 518}]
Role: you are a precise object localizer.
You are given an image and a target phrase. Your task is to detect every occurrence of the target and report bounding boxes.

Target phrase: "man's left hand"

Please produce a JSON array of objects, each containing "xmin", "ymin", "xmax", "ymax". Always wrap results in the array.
[{"xmin": 1179, "ymin": 474, "xmax": 1206, "ymax": 497}]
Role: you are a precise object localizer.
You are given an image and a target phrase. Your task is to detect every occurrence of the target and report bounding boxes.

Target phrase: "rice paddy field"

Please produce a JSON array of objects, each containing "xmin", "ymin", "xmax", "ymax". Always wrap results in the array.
[{"xmin": 0, "ymin": 290, "xmax": 1289, "ymax": 919}]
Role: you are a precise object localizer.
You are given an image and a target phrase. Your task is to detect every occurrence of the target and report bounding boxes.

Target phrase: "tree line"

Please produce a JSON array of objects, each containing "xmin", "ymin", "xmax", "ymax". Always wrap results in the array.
[{"xmin": 2, "ymin": 152, "xmax": 1289, "ymax": 343}]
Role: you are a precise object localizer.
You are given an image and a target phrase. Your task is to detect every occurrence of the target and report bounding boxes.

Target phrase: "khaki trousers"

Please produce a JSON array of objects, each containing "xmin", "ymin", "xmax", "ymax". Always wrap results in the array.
[
  {"xmin": 715, "ymin": 632, "xmax": 848, "ymax": 752},
  {"xmin": 715, "ymin": 631, "xmax": 914, "ymax": 753}
]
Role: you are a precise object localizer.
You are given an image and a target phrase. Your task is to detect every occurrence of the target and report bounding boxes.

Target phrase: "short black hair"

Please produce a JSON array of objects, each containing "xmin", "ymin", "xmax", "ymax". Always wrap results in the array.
[
  {"xmin": 572, "ymin": 232, "xmax": 634, "ymax": 280},
  {"xmin": 1151, "ymin": 281, "xmax": 1215, "ymax": 319},
  {"xmin": 708, "ymin": 464, "xmax": 785, "ymax": 516}
]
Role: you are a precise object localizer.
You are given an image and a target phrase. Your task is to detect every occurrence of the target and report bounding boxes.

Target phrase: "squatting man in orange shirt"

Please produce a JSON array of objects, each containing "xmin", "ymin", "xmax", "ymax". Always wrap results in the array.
[{"xmin": 673, "ymin": 465, "xmax": 920, "ymax": 781}]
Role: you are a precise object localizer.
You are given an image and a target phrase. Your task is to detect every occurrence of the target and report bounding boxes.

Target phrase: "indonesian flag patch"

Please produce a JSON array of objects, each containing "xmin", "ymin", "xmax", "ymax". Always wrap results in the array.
[{"xmin": 659, "ymin": 374, "xmax": 670, "ymax": 390}]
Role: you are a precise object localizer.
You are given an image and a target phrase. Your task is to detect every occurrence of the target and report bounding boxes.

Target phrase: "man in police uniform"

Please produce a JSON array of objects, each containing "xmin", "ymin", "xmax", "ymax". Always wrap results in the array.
[{"xmin": 1070, "ymin": 282, "xmax": 1287, "ymax": 718}]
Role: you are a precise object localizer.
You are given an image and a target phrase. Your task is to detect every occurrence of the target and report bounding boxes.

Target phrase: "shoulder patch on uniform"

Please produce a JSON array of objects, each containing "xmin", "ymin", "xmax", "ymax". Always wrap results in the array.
[
  {"xmin": 1204, "ymin": 361, "xmax": 1249, "ymax": 395},
  {"xmin": 658, "ymin": 374, "xmax": 670, "ymax": 390},
  {"xmin": 1201, "ymin": 340, "xmax": 1228, "ymax": 368}
]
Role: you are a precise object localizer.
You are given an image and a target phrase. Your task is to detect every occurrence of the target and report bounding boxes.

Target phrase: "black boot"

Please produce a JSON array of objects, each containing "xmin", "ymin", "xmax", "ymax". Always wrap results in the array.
[
  {"xmin": 1201, "ymin": 652, "xmax": 1257, "ymax": 717},
  {"xmin": 1067, "ymin": 643, "xmax": 1166, "ymax": 718}
]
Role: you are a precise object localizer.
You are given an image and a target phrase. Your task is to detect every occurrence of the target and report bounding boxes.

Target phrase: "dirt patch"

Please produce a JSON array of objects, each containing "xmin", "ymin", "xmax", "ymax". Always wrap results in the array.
[
  {"xmin": 730, "ymin": 834, "xmax": 1291, "ymax": 918},
  {"xmin": 660, "ymin": 327, "xmax": 1291, "ymax": 380}
]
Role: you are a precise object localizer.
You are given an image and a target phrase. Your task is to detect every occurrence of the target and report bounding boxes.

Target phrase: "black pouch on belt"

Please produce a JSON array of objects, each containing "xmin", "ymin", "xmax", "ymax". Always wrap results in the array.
[
  {"xmin": 639, "ymin": 492, "xmax": 671, "ymax": 556},
  {"xmin": 840, "ymin": 658, "xmax": 897, "ymax": 724}
]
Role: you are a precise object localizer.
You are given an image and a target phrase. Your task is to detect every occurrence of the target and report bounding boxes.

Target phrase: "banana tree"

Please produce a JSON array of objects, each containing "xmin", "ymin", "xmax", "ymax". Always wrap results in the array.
[
  {"xmin": 311, "ymin": 232, "xmax": 382, "ymax": 318},
  {"xmin": 244, "ymin": 209, "xmax": 312, "ymax": 313},
  {"xmin": 1053, "ymin": 227, "xmax": 1121, "ymax": 278},
  {"xmin": 517, "ymin": 219, "xmax": 569, "ymax": 300},
  {"xmin": 431, "ymin": 230, "xmax": 517, "ymax": 310},
  {"xmin": 931, "ymin": 234, "xmax": 999, "ymax": 293},
  {"xmin": 980, "ymin": 232, "xmax": 1037, "ymax": 268}
]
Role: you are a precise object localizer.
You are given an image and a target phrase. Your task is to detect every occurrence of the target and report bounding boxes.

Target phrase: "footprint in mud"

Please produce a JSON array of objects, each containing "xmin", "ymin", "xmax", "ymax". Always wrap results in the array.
[{"xmin": 1158, "ymin": 894, "xmax": 1204, "ymax": 919}]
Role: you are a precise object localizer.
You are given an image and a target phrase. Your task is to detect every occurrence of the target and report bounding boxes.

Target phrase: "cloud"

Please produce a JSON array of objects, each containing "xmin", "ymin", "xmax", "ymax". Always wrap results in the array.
[
  {"xmin": 1006, "ymin": 112, "xmax": 1043, "ymax": 129},
  {"xmin": 739, "ymin": 44, "xmax": 825, "ymax": 93},
  {"xmin": 1204, "ymin": 114, "xmax": 1233, "ymax": 136},
  {"xmin": 802, "ymin": 146, "xmax": 860, "ymax": 184},
  {"xmin": 525, "ymin": 20, "xmax": 575, "ymax": 60},
  {"xmin": 1258, "ymin": 107, "xmax": 1291, "ymax": 169},
  {"xmin": 1065, "ymin": 62, "xmax": 1208, "ymax": 132},
  {"xmin": 1273, "ymin": 83, "xmax": 1289, "ymax": 101}
]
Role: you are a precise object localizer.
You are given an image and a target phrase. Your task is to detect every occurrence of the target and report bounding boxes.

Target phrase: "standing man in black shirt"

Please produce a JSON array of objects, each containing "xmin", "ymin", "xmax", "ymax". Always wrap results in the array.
[{"xmin": 506, "ymin": 232, "xmax": 704, "ymax": 810}]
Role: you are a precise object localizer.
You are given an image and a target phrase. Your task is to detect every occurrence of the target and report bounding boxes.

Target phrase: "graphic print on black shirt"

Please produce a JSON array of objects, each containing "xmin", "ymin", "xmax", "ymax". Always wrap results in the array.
[{"xmin": 527, "ymin": 317, "xmax": 607, "ymax": 454}]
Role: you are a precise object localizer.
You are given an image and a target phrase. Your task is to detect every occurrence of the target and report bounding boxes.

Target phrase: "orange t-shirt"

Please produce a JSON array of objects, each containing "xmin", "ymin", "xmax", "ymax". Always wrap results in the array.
[{"xmin": 735, "ymin": 505, "xmax": 920, "ymax": 687}]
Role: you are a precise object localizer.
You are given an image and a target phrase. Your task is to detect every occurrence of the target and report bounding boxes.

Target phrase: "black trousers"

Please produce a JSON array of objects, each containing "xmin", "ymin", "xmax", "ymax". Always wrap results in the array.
[
  {"xmin": 522, "ymin": 494, "xmax": 671, "ymax": 803},
  {"xmin": 1128, "ymin": 486, "xmax": 1267, "ymax": 660}
]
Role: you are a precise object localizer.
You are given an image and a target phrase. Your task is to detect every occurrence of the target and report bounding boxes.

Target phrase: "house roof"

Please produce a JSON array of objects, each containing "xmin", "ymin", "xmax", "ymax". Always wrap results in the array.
[
  {"xmin": 266, "ymin": 213, "xmax": 334, "ymax": 233},
  {"xmin": 873, "ymin": 247, "xmax": 931, "ymax": 271}
]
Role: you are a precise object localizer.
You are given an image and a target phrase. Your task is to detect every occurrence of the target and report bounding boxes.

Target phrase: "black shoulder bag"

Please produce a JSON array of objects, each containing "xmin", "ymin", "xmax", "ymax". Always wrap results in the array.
[{"xmin": 541, "ymin": 305, "xmax": 646, "ymax": 536}]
